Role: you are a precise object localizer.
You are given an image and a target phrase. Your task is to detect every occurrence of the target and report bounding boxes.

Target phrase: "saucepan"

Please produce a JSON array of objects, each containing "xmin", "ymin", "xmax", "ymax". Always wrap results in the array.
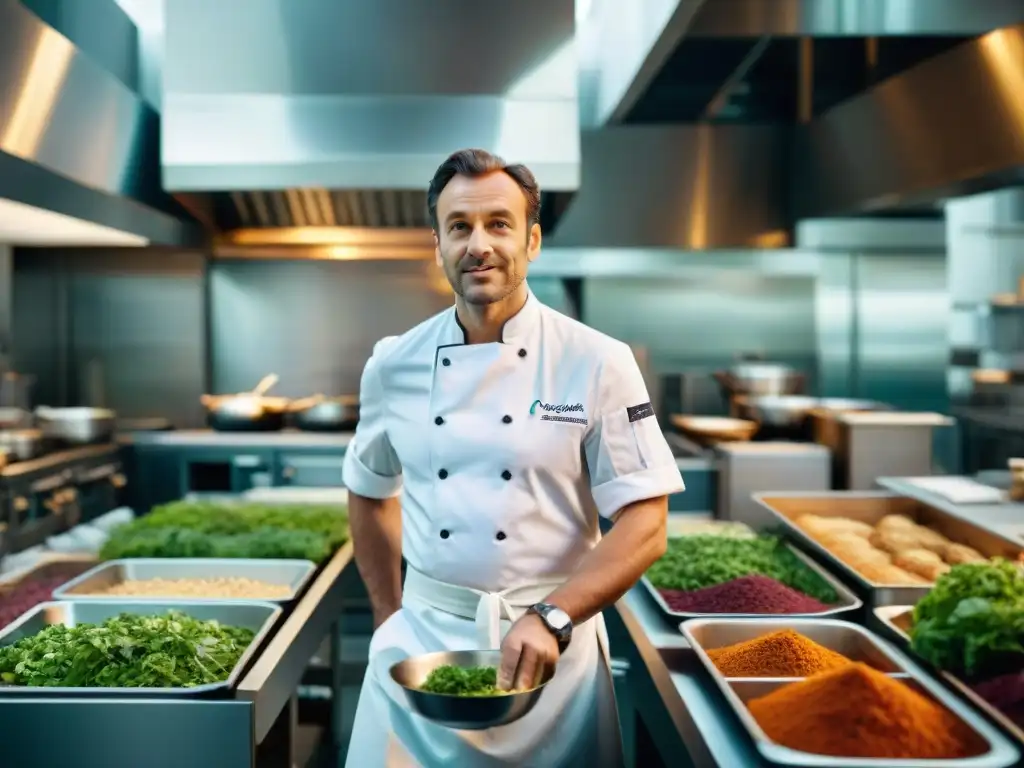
[
  {"xmin": 34, "ymin": 407, "xmax": 116, "ymax": 444},
  {"xmin": 288, "ymin": 394, "xmax": 359, "ymax": 432},
  {"xmin": 714, "ymin": 363, "xmax": 805, "ymax": 401},
  {"xmin": 201, "ymin": 374, "xmax": 290, "ymax": 432},
  {"xmin": 389, "ymin": 650, "xmax": 554, "ymax": 730}
]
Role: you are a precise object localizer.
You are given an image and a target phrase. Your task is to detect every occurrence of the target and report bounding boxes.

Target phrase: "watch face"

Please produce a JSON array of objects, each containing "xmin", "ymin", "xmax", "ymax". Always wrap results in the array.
[{"xmin": 546, "ymin": 607, "xmax": 571, "ymax": 631}]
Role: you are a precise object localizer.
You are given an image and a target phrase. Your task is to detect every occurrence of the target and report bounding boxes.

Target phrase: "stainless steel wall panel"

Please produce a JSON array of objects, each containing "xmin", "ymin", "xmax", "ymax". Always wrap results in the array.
[
  {"xmin": 814, "ymin": 254, "xmax": 856, "ymax": 397},
  {"xmin": 854, "ymin": 253, "xmax": 949, "ymax": 412},
  {"xmin": 581, "ymin": 273, "xmax": 818, "ymax": 387},
  {"xmin": 11, "ymin": 249, "xmax": 207, "ymax": 426},
  {"xmin": 208, "ymin": 260, "xmax": 454, "ymax": 397}
]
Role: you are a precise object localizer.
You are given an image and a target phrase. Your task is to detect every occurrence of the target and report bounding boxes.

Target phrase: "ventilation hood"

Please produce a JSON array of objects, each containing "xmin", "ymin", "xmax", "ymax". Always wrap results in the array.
[
  {"xmin": 0, "ymin": 0, "xmax": 200, "ymax": 247},
  {"xmin": 162, "ymin": 0, "xmax": 579, "ymax": 254},
  {"xmin": 794, "ymin": 22, "xmax": 1024, "ymax": 217}
]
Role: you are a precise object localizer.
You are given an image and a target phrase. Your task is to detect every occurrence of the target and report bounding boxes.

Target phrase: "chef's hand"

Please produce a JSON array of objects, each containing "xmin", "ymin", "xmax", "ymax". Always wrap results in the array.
[{"xmin": 497, "ymin": 613, "xmax": 559, "ymax": 691}]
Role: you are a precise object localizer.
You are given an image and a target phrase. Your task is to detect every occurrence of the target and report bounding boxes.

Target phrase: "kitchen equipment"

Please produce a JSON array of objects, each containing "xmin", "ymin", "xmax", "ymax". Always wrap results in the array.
[
  {"xmin": 754, "ymin": 491, "xmax": 1022, "ymax": 606},
  {"xmin": 288, "ymin": 394, "xmax": 359, "ymax": 432},
  {"xmin": 0, "ymin": 408, "xmax": 30, "ymax": 430},
  {"xmin": 0, "ymin": 371, "xmax": 35, "ymax": 411},
  {"xmin": 684, "ymin": 618, "xmax": 906, "ymax": 675},
  {"xmin": 641, "ymin": 542, "xmax": 862, "ymax": 621},
  {"xmin": 683, "ymin": 617, "xmax": 1020, "ymax": 768},
  {"xmin": 55, "ymin": 558, "xmax": 318, "ymax": 604},
  {"xmin": 202, "ymin": 374, "xmax": 289, "ymax": 432},
  {"xmin": 733, "ymin": 395, "xmax": 819, "ymax": 438},
  {"xmin": 874, "ymin": 605, "xmax": 1024, "ymax": 750},
  {"xmin": 671, "ymin": 415, "xmax": 758, "ymax": 447},
  {"xmin": 0, "ymin": 429, "xmax": 42, "ymax": 461},
  {"xmin": 34, "ymin": 407, "xmax": 116, "ymax": 445},
  {"xmin": 0, "ymin": 600, "xmax": 281, "ymax": 696},
  {"xmin": 389, "ymin": 649, "xmax": 554, "ymax": 730},
  {"xmin": 714, "ymin": 363, "xmax": 805, "ymax": 400}
]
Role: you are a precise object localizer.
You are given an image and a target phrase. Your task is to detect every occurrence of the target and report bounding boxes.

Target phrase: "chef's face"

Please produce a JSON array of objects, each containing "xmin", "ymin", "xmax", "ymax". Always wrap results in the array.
[{"xmin": 433, "ymin": 171, "xmax": 541, "ymax": 305}]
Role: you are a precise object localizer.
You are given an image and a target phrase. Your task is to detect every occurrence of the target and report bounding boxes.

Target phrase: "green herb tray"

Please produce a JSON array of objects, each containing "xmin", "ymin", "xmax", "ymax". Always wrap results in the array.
[{"xmin": 0, "ymin": 600, "xmax": 280, "ymax": 697}]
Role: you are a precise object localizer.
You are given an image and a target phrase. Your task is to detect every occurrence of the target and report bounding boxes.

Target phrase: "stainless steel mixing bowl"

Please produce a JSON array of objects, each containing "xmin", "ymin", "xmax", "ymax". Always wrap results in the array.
[{"xmin": 389, "ymin": 649, "xmax": 554, "ymax": 730}]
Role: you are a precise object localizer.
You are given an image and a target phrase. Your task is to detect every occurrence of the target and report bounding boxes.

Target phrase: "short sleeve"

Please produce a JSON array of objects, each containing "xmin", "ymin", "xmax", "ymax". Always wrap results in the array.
[
  {"xmin": 342, "ymin": 338, "xmax": 403, "ymax": 499},
  {"xmin": 584, "ymin": 343, "xmax": 684, "ymax": 518}
]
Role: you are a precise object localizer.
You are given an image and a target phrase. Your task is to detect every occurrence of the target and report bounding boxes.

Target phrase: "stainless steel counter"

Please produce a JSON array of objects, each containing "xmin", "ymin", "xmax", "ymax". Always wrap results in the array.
[
  {"xmin": 124, "ymin": 429, "xmax": 356, "ymax": 448},
  {"xmin": 0, "ymin": 543, "xmax": 354, "ymax": 768},
  {"xmin": 610, "ymin": 587, "xmax": 762, "ymax": 768},
  {"xmin": 876, "ymin": 476, "xmax": 1024, "ymax": 542}
]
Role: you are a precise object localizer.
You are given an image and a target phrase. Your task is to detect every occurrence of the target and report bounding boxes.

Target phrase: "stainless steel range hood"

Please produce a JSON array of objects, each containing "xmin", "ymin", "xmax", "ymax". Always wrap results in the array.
[
  {"xmin": 162, "ymin": 0, "xmax": 579, "ymax": 250},
  {"xmin": 793, "ymin": 23, "xmax": 1024, "ymax": 217},
  {"xmin": 0, "ymin": 0, "xmax": 201, "ymax": 247}
]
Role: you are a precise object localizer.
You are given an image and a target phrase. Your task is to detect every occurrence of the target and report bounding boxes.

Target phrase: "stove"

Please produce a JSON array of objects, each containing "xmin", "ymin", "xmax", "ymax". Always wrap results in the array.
[{"xmin": 0, "ymin": 444, "xmax": 125, "ymax": 555}]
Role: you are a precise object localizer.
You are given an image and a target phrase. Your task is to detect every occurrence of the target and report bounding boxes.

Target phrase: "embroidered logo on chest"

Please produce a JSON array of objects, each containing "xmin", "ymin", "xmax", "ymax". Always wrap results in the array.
[{"xmin": 530, "ymin": 399, "xmax": 588, "ymax": 426}]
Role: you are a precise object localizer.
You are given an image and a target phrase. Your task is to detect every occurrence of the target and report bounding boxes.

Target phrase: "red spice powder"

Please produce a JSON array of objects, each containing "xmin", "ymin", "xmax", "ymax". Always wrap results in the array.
[{"xmin": 658, "ymin": 574, "xmax": 831, "ymax": 614}]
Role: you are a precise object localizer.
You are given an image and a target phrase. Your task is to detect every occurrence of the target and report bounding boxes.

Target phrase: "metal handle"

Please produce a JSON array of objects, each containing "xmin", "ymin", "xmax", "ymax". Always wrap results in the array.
[
  {"xmin": 111, "ymin": 473, "xmax": 126, "ymax": 488},
  {"xmin": 13, "ymin": 496, "xmax": 28, "ymax": 512},
  {"xmin": 282, "ymin": 466, "xmax": 296, "ymax": 479}
]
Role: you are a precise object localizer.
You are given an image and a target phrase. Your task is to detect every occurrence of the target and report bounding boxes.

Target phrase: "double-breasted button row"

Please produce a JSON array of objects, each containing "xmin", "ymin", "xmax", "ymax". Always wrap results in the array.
[
  {"xmin": 437, "ymin": 468, "xmax": 511, "ymax": 480},
  {"xmin": 439, "ymin": 350, "xmax": 525, "ymax": 367},
  {"xmin": 435, "ymin": 415, "xmax": 511, "ymax": 426},
  {"xmin": 438, "ymin": 529, "xmax": 507, "ymax": 541}
]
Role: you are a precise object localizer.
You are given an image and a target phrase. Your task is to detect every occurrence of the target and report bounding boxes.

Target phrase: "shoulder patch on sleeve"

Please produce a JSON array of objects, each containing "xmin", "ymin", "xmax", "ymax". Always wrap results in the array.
[{"xmin": 626, "ymin": 402, "xmax": 655, "ymax": 423}]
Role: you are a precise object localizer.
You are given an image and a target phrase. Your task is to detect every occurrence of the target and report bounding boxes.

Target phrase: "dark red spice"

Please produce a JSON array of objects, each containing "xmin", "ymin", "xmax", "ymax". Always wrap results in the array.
[
  {"xmin": 972, "ymin": 671, "xmax": 1024, "ymax": 728},
  {"xmin": 658, "ymin": 574, "xmax": 832, "ymax": 614},
  {"xmin": 0, "ymin": 576, "xmax": 69, "ymax": 629}
]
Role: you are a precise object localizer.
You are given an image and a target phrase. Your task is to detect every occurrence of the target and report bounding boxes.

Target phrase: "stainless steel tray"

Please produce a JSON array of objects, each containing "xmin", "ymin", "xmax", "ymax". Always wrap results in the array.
[
  {"xmin": 753, "ymin": 491, "xmax": 1022, "ymax": 607},
  {"xmin": 682, "ymin": 618, "xmax": 1020, "ymax": 767},
  {"xmin": 52, "ymin": 558, "xmax": 317, "ymax": 604},
  {"xmin": 643, "ymin": 543, "xmax": 863, "ymax": 621},
  {"xmin": 684, "ymin": 617, "xmax": 906, "ymax": 675},
  {"xmin": 875, "ymin": 606, "xmax": 1024, "ymax": 749},
  {"xmin": 0, "ymin": 600, "xmax": 281, "ymax": 696},
  {"xmin": 0, "ymin": 556, "xmax": 97, "ymax": 590}
]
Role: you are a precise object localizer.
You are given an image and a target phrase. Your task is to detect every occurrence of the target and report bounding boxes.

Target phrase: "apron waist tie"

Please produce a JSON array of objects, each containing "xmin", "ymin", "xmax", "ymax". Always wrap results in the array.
[{"xmin": 403, "ymin": 566, "xmax": 565, "ymax": 650}]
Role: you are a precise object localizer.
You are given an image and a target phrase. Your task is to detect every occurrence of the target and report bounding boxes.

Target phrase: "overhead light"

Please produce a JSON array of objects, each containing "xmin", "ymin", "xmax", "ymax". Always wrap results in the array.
[{"xmin": 0, "ymin": 197, "xmax": 149, "ymax": 246}]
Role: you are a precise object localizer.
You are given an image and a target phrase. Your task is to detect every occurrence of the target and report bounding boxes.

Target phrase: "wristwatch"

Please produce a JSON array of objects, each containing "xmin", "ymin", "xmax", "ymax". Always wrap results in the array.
[{"xmin": 528, "ymin": 602, "xmax": 573, "ymax": 653}]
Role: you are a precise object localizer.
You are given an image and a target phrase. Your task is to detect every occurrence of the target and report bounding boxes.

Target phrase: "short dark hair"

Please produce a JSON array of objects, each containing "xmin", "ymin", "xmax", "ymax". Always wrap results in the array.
[{"xmin": 427, "ymin": 148, "xmax": 541, "ymax": 231}]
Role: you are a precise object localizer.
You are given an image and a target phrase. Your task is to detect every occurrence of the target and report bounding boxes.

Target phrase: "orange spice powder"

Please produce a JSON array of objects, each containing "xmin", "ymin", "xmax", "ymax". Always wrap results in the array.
[
  {"xmin": 748, "ymin": 663, "xmax": 982, "ymax": 759},
  {"xmin": 706, "ymin": 630, "xmax": 851, "ymax": 677}
]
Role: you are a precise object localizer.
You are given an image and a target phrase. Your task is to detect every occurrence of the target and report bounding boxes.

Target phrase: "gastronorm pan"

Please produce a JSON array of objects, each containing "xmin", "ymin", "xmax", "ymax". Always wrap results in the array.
[
  {"xmin": 754, "ymin": 491, "xmax": 1022, "ymax": 607},
  {"xmin": 683, "ymin": 617, "xmax": 906, "ymax": 676},
  {"xmin": 682, "ymin": 618, "xmax": 1020, "ymax": 767},
  {"xmin": 642, "ymin": 543, "xmax": 863, "ymax": 622},
  {"xmin": 874, "ymin": 606, "xmax": 1024, "ymax": 749},
  {"xmin": 52, "ymin": 558, "xmax": 317, "ymax": 604},
  {"xmin": 0, "ymin": 600, "xmax": 281, "ymax": 697}
]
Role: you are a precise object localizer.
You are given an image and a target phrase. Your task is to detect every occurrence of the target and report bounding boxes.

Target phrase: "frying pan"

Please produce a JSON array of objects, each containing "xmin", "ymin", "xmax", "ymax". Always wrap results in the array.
[
  {"xmin": 202, "ymin": 374, "xmax": 290, "ymax": 432},
  {"xmin": 288, "ymin": 394, "xmax": 359, "ymax": 432}
]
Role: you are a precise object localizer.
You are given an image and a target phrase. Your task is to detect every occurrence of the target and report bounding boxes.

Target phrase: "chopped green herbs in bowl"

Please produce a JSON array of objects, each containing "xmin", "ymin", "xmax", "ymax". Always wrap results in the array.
[
  {"xmin": 390, "ymin": 650, "xmax": 553, "ymax": 730},
  {"xmin": 418, "ymin": 664, "xmax": 507, "ymax": 697}
]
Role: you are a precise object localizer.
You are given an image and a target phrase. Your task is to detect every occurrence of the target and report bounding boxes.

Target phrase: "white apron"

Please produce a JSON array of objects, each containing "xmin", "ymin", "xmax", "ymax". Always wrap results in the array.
[
  {"xmin": 342, "ymin": 289, "xmax": 684, "ymax": 767},
  {"xmin": 345, "ymin": 567, "xmax": 623, "ymax": 768}
]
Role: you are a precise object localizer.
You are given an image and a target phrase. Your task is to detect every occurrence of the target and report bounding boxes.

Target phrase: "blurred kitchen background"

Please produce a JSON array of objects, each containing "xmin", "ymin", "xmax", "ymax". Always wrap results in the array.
[{"xmin": 4, "ymin": 0, "xmax": 1024, "ymax": 494}]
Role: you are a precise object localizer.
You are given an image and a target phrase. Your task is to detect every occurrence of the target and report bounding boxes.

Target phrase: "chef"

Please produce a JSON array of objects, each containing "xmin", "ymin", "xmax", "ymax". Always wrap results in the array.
[{"xmin": 342, "ymin": 148, "xmax": 685, "ymax": 767}]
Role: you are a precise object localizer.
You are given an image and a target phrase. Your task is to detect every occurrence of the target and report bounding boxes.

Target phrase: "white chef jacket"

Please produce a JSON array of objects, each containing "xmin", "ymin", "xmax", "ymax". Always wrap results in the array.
[{"xmin": 342, "ymin": 285, "xmax": 685, "ymax": 767}]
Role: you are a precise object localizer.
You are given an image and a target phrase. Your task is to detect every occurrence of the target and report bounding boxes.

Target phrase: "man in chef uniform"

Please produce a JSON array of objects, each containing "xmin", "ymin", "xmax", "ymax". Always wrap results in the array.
[{"xmin": 343, "ymin": 148, "xmax": 685, "ymax": 767}]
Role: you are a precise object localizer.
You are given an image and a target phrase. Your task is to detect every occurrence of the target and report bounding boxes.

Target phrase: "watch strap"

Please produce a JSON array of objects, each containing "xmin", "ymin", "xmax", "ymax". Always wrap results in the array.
[{"xmin": 528, "ymin": 602, "xmax": 572, "ymax": 652}]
